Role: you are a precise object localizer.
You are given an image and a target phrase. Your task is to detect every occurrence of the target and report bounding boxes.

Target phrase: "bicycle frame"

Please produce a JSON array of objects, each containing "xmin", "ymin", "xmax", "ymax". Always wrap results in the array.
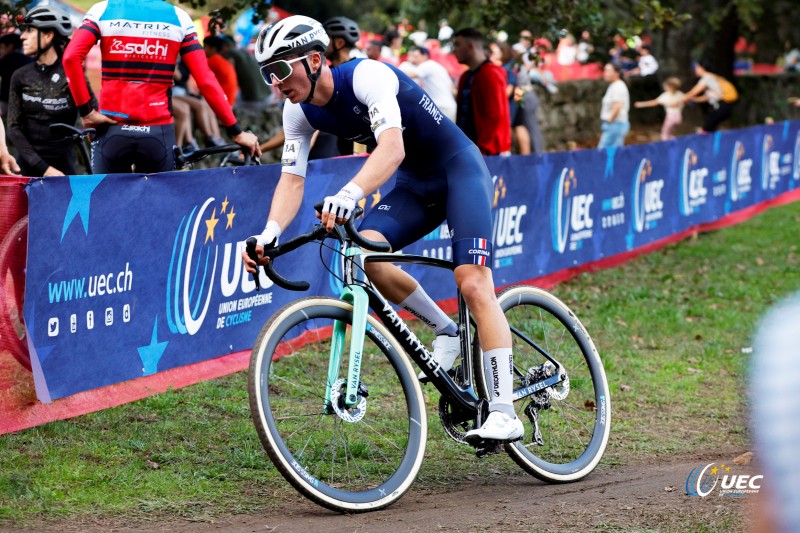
[
  {"xmin": 328, "ymin": 240, "xmax": 483, "ymax": 415},
  {"xmin": 255, "ymin": 219, "xmax": 568, "ymax": 420}
]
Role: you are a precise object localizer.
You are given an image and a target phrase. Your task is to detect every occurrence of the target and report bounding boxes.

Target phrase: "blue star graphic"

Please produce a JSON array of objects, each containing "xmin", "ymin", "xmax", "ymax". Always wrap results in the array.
[
  {"xmin": 138, "ymin": 317, "xmax": 169, "ymax": 376},
  {"xmin": 61, "ymin": 174, "xmax": 106, "ymax": 241}
]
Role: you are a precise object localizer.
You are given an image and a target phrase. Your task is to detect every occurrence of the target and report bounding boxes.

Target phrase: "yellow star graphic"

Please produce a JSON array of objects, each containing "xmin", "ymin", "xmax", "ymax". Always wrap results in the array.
[
  {"xmin": 710, "ymin": 467, "xmax": 718, "ymax": 475},
  {"xmin": 221, "ymin": 196, "xmax": 229, "ymax": 213},
  {"xmin": 358, "ymin": 198, "xmax": 366, "ymax": 210},
  {"xmin": 371, "ymin": 190, "xmax": 381, "ymax": 207},
  {"xmin": 226, "ymin": 205, "xmax": 236, "ymax": 229},
  {"xmin": 205, "ymin": 208, "xmax": 219, "ymax": 243},
  {"xmin": 725, "ymin": 467, "xmax": 731, "ymax": 472}
]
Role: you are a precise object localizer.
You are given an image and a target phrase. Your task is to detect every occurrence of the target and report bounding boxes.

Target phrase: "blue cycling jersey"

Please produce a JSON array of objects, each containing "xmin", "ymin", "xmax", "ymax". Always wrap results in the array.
[
  {"xmin": 280, "ymin": 58, "xmax": 497, "ymax": 268},
  {"xmin": 281, "ymin": 58, "xmax": 474, "ymax": 177}
]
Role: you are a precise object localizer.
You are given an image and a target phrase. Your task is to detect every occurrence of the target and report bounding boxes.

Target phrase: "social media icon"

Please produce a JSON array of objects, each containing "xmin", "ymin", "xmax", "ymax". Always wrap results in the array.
[
  {"xmin": 105, "ymin": 307, "xmax": 113, "ymax": 326},
  {"xmin": 48, "ymin": 317, "xmax": 59, "ymax": 337},
  {"xmin": 123, "ymin": 304, "xmax": 131, "ymax": 323},
  {"xmin": 87, "ymin": 310, "xmax": 94, "ymax": 330},
  {"xmin": 70, "ymin": 314, "xmax": 77, "ymax": 333}
]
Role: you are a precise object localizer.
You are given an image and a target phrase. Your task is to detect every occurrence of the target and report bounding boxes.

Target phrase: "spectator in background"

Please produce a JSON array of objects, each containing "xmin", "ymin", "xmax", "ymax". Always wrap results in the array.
[
  {"xmin": 597, "ymin": 62, "xmax": 630, "ymax": 149},
  {"xmin": 782, "ymin": 42, "xmax": 800, "ymax": 72},
  {"xmin": 490, "ymin": 41, "xmax": 542, "ymax": 155},
  {"xmin": 634, "ymin": 76, "xmax": 684, "ymax": 141},
  {"xmin": 0, "ymin": 114, "xmax": 20, "ymax": 174},
  {"xmin": 556, "ymin": 33, "xmax": 577, "ymax": 66},
  {"xmin": 452, "ymin": 27, "xmax": 511, "ymax": 156},
  {"xmin": 627, "ymin": 45, "xmax": 659, "ymax": 78},
  {"xmin": 437, "ymin": 18, "xmax": 453, "ymax": 42},
  {"xmin": 400, "ymin": 45, "xmax": 457, "ymax": 122},
  {"xmin": 682, "ymin": 61, "xmax": 738, "ymax": 133},
  {"xmin": 384, "ymin": 29, "xmax": 403, "ymax": 64},
  {"xmin": 8, "ymin": 6, "xmax": 95, "ymax": 176},
  {"xmin": 576, "ymin": 30, "xmax": 594, "ymax": 64},
  {"xmin": 365, "ymin": 39, "xmax": 383, "ymax": 61},
  {"xmin": 323, "ymin": 17, "xmax": 365, "ymax": 64},
  {"xmin": 219, "ymin": 35, "xmax": 271, "ymax": 112},
  {"xmin": 0, "ymin": 33, "xmax": 32, "ymax": 117},
  {"xmin": 203, "ymin": 35, "xmax": 238, "ymax": 107}
]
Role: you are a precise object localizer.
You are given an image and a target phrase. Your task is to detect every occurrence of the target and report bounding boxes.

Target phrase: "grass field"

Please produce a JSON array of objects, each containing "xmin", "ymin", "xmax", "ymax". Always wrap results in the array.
[{"xmin": 1, "ymin": 199, "xmax": 798, "ymax": 527}]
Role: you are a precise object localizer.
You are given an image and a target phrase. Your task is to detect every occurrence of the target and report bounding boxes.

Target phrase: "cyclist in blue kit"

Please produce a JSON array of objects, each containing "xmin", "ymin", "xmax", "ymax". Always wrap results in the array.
[{"xmin": 242, "ymin": 15, "xmax": 523, "ymax": 442}]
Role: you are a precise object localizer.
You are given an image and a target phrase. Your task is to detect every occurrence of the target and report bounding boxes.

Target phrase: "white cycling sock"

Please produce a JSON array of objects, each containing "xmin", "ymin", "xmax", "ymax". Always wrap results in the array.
[
  {"xmin": 483, "ymin": 348, "xmax": 516, "ymax": 417},
  {"xmin": 399, "ymin": 285, "xmax": 458, "ymax": 337}
]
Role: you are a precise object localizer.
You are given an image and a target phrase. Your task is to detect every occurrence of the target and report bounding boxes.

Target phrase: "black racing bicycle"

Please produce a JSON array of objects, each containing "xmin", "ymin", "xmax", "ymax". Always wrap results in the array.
[
  {"xmin": 173, "ymin": 143, "xmax": 259, "ymax": 170},
  {"xmin": 245, "ymin": 207, "xmax": 611, "ymax": 513}
]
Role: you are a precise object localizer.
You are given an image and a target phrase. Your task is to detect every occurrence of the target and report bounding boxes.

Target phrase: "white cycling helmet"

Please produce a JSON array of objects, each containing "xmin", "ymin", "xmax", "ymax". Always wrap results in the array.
[{"xmin": 255, "ymin": 15, "xmax": 330, "ymax": 64}]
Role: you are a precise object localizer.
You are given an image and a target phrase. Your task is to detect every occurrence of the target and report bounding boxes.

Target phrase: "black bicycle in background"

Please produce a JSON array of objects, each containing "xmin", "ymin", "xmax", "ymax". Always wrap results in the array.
[{"xmin": 245, "ymin": 206, "xmax": 611, "ymax": 513}]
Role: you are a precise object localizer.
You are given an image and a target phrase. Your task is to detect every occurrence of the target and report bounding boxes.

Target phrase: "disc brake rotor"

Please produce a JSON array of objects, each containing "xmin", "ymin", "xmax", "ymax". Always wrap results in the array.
[{"xmin": 329, "ymin": 378, "xmax": 368, "ymax": 423}]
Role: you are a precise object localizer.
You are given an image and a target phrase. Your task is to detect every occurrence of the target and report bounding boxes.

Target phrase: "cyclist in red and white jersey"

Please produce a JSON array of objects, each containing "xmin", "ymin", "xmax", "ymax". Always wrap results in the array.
[{"xmin": 63, "ymin": 0, "xmax": 259, "ymax": 173}]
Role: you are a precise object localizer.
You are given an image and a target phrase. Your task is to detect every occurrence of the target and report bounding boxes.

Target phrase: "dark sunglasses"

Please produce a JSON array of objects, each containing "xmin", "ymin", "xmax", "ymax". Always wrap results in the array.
[{"xmin": 259, "ymin": 54, "xmax": 313, "ymax": 86}]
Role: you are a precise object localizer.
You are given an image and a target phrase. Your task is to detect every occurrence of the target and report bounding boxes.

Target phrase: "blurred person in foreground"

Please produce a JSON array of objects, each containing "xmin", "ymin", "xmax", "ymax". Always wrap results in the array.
[{"xmin": 750, "ymin": 291, "xmax": 800, "ymax": 532}]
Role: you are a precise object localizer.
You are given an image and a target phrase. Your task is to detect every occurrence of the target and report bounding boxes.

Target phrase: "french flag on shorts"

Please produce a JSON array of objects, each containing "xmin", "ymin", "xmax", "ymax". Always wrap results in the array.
[{"xmin": 471, "ymin": 238, "xmax": 490, "ymax": 266}]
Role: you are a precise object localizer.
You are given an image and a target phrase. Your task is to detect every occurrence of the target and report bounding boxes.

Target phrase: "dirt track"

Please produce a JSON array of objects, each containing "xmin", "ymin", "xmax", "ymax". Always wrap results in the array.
[{"xmin": 11, "ymin": 447, "xmax": 754, "ymax": 533}]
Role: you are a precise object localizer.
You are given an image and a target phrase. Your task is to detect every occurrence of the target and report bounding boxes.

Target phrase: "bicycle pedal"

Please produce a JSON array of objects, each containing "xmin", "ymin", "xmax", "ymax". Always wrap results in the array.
[
  {"xmin": 473, "ymin": 441, "xmax": 503, "ymax": 458},
  {"xmin": 465, "ymin": 433, "xmax": 523, "ymax": 448}
]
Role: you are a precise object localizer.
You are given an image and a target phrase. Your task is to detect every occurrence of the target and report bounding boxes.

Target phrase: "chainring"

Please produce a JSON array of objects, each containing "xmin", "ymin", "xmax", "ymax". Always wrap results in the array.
[{"xmin": 438, "ymin": 395, "xmax": 477, "ymax": 444}]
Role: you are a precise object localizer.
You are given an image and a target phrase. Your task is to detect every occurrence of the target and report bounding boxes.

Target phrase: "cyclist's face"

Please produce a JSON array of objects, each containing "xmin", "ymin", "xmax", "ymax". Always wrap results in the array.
[
  {"xmin": 275, "ymin": 52, "xmax": 323, "ymax": 103},
  {"xmin": 20, "ymin": 27, "xmax": 47, "ymax": 56}
]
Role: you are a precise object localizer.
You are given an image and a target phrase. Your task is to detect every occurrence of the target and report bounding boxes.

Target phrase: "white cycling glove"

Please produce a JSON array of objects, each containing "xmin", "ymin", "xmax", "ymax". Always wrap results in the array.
[
  {"xmin": 323, "ymin": 182, "xmax": 364, "ymax": 221},
  {"xmin": 253, "ymin": 220, "xmax": 282, "ymax": 249}
]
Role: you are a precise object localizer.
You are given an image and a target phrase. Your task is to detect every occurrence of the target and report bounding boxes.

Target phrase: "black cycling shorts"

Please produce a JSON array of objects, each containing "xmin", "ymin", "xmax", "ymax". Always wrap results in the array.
[{"xmin": 91, "ymin": 123, "xmax": 176, "ymax": 174}]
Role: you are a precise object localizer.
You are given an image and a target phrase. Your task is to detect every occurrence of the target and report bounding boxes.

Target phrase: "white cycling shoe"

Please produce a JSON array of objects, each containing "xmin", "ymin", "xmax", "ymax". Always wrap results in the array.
[
  {"xmin": 465, "ymin": 411, "xmax": 524, "ymax": 443},
  {"xmin": 417, "ymin": 334, "xmax": 460, "ymax": 382}
]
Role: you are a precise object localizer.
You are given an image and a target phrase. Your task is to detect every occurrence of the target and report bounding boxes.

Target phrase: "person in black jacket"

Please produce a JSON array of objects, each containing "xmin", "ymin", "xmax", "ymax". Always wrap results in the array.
[
  {"xmin": 7, "ymin": 6, "xmax": 95, "ymax": 176},
  {"xmin": 0, "ymin": 33, "xmax": 33, "ymax": 117}
]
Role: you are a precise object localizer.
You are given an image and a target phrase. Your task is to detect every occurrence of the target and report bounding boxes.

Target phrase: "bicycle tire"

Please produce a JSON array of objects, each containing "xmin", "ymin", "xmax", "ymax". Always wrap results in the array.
[
  {"xmin": 248, "ymin": 296, "xmax": 427, "ymax": 513},
  {"xmin": 0, "ymin": 216, "xmax": 30, "ymax": 370},
  {"xmin": 475, "ymin": 285, "xmax": 611, "ymax": 482}
]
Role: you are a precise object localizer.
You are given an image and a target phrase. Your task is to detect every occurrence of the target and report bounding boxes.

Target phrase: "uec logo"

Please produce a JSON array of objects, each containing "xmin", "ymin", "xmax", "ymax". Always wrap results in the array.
[
  {"xmin": 631, "ymin": 159, "xmax": 663, "ymax": 232},
  {"xmin": 730, "ymin": 140, "xmax": 753, "ymax": 202},
  {"xmin": 680, "ymin": 148, "xmax": 708, "ymax": 216},
  {"xmin": 550, "ymin": 168, "xmax": 593, "ymax": 253}
]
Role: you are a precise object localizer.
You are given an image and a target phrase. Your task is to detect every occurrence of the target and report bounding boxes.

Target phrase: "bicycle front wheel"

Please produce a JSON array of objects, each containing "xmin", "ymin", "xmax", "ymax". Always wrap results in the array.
[
  {"xmin": 248, "ymin": 297, "xmax": 427, "ymax": 513},
  {"xmin": 489, "ymin": 285, "xmax": 611, "ymax": 482}
]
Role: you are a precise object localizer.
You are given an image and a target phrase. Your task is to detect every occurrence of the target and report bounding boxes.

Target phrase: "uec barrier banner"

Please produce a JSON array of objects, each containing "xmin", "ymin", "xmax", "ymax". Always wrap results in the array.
[{"xmin": 24, "ymin": 122, "xmax": 800, "ymax": 401}]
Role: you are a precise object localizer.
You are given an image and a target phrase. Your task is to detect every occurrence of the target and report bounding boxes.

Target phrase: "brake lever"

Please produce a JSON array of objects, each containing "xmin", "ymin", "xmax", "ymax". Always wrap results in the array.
[{"xmin": 245, "ymin": 237, "xmax": 262, "ymax": 291}]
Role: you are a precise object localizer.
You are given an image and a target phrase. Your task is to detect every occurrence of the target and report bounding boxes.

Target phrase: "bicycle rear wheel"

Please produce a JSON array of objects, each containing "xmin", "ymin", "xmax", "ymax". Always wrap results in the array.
[
  {"xmin": 248, "ymin": 297, "xmax": 427, "ymax": 513},
  {"xmin": 481, "ymin": 285, "xmax": 610, "ymax": 482}
]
